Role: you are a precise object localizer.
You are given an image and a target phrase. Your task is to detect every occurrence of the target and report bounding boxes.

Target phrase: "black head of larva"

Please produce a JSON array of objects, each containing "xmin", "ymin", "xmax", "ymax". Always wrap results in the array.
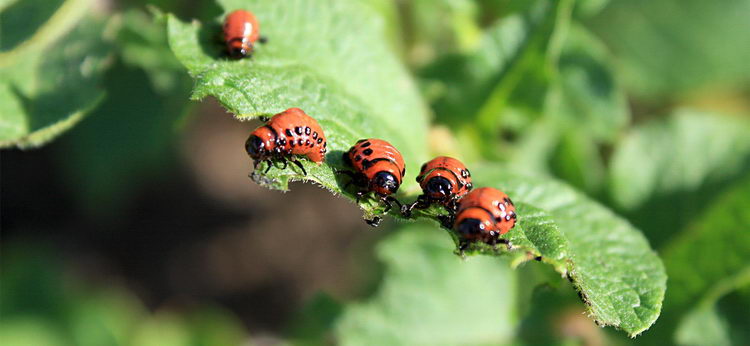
[
  {"xmin": 372, "ymin": 171, "xmax": 399, "ymax": 195},
  {"xmin": 425, "ymin": 176, "xmax": 453, "ymax": 198},
  {"xmin": 457, "ymin": 218, "xmax": 485, "ymax": 237},
  {"xmin": 245, "ymin": 135, "xmax": 266, "ymax": 159}
]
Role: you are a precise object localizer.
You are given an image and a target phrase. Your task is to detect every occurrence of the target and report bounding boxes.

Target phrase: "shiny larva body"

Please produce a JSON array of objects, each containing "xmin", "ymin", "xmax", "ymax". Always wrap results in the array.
[
  {"xmin": 246, "ymin": 108, "xmax": 327, "ymax": 172},
  {"xmin": 341, "ymin": 138, "xmax": 406, "ymax": 226},
  {"xmin": 223, "ymin": 10, "xmax": 261, "ymax": 58},
  {"xmin": 454, "ymin": 187, "xmax": 517, "ymax": 245},
  {"xmin": 417, "ymin": 156, "xmax": 473, "ymax": 205},
  {"xmin": 344, "ymin": 139, "xmax": 406, "ymax": 196}
]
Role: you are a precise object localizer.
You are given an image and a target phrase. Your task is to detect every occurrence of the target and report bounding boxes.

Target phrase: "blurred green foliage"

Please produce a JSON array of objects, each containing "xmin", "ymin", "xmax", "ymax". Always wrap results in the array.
[
  {"xmin": 2, "ymin": 0, "xmax": 750, "ymax": 345},
  {"xmin": 0, "ymin": 244, "xmax": 248, "ymax": 346},
  {"xmin": 166, "ymin": 0, "xmax": 665, "ymax": 336}
]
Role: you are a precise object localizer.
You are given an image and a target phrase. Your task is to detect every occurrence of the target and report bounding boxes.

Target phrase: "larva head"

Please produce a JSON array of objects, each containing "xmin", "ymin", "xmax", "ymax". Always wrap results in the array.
[
  {"xmin": 371, "ymin": 171, "xmax": 400, "ymax": 196},
  {"xmin": 246, "ymin": 126, "xmax": 276, "ymax": 160}
]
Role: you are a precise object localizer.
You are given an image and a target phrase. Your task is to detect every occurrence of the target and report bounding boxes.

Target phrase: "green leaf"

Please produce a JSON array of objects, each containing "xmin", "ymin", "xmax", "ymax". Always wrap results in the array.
[
  {"xmin": 167, "ymin": 0, "xmax": 430, "ymax": 217},
  {"xmin": 402, "ymin": 0, "xmax": 481, "ymax": 64},
  {"xmin": 422, "ymin": 0, "xmax": 568, "ymax": 129},
  {"xmin": 335, "ymin": 224, "xmax": 518, "ymax": 345},
  {"xmin": 287, "ymin": 293, "xmax": 343, "ymax": 345},
  {"xmin": 608, "ymin": 110, "xmax": 750, "ymax": 246},
  {"xmin": 547, "ymin": 128, "xmax": 606, "ymax": 195},
  {"xmin": 674, "ymin": 268, "xmax": 750, "ymax": 346},
  {"xmin": 57, "ymin": 10, "xmax": 192, "ymax": 216},
  {"xmin": 116, "ymin": 9, "xmax": 189, "ymax": 93},
  {"xmin": 590, "ymin": 0, "xmax": 750, "ymax": 98},
  {"xmin": 510, "ymin": 25, "xmax": 627, "ymax": 195},
  {"xmin": 629, "ymin": 174, "xmax": 750, "ymax": 345},
  {"xmin": 464, "ymin": 164, "xmax": 666, "ymax": 337},
  {"xmin": 662, "ymin": 175, "xmax": 750, "ymax": 312},
  {"xmin": 674, "ymin": 305, "xmax": 731, "ymax": 346},
  {"xmin": 0, "ymin": 0, "xmax": 112, "ymax": 149},
  {"xmin": 546, "ymin": 24, "xmax": 629, "ymax": 142},
  {"xmin": 0, "ymin": 317, "xmax": 67, "ymax": 346}
]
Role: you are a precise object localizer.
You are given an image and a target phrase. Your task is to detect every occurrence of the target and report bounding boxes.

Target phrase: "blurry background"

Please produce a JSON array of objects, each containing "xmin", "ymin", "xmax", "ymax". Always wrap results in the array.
[{"xmin": 2, "ymin": 0, "xmax": 749, "ymax": 345}]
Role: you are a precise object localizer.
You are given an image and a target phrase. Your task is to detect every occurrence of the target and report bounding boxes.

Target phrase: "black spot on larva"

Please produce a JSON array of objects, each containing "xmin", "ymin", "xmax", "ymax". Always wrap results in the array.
[
  {"xmin": 361, "ymin": 141, "xmax": 371, "ymax": 147},
  {"xmin": 462, "ymin": 170, "xmax": 469, "ymax": 178},
  {"xmin": 290, "ymin": 140, "xmax": 296, "ymax": 147},
  {"xmin": 363, "ymin": 148, "xmax": 373, "ymax": 156},
  {"xmin": 503, "ymin": 197, "xmax": 511, "ymax": 205},
  {"xmin": 295, "ymin": 127, "xmax": 303, "ymax": 135},
  {"xmin": 355, "ymin": 155, "xmax": 362, "ymax": 162},
  {"xmin": 357, "ymin": 139, "xmax": 367, "ymax": 143},
  {"xmin": 402, "ymin": 168, "xmax": 406, "ymax": 176},
  {"xmin": 298, "ymin": 139, "xmax": 304, "ymax": 145},
  {"xmin": 511, "ymin": 212, "xmax": 517, "ymax": 219},
  {"xmin": 312, "ymin": 132, "xmax": 318, "ymax": 139},
  {"xmin": 362, "ymin": 159, "xmax": 373, "ymax": 169},
  {"xmin": 466, "ymin": 170, "xmax": 471, "ymax": 177},
  {"xmin": 305, "ymin": 140, "xmax": 311, "ymax": 146},
  {"xmin": 317, "ymin": 138, "xmax": 323, "ymax": 144},
  {"xmin": 305, "ymin": 127, "xmax": 311, "ymax": 135},
  {"xmin": 466, "ymin": 183, "xmax": 473, "ymax": 189},
  {"xmin": 323, "ymin": 142, "xmax": 327, "ymax": 148},
  {"xmin": 285, "ymin": 129, "xmax": 293, "ymax": 137},
  {"xmin": 420, "ymin": 163, "xmax": 426, "ymax": 172}
]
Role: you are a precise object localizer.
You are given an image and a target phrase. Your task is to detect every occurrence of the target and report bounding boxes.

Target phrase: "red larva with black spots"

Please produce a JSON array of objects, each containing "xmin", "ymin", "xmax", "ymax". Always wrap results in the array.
[
  {"xmin": 402, "ymin": 156, "xmax": 473, "ymax": 216},
  {"xmin": 246, "ymin": 108, "xmax": 327, "ymax": 174},
  {"xmin": 453, "ymin": 187, "xmax": 517, "ymax": 249},
  {"xmin": 223, "ymin": 9, "xmax": 266, "ymax": 59},
  {"xmin": 341, "ymin": 138, "xmax": 405, "ymax": 226}
]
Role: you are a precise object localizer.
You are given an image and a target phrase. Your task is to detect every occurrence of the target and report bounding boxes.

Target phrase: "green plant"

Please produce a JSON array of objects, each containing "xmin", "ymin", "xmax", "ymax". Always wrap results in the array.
[{"xmin": 2, "ymin": 0, "xmax": 749, "ymax": 344}]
